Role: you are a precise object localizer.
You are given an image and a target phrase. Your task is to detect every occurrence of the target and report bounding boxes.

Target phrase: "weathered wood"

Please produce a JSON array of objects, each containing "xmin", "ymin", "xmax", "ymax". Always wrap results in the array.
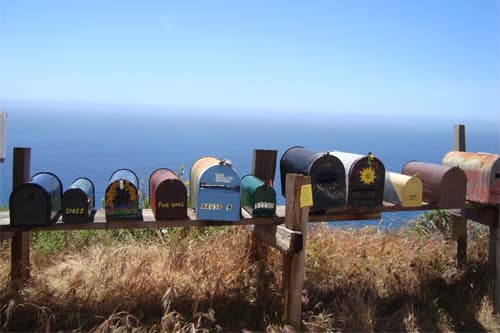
[
  {"xmin": 251, "ymin": 149, "xmax": 278, "ymax": 185},
  {"xmin": 453, "ymin": 124, "xmax": 468, "ymax": 265},
  {"xmin": 11, "ymin": 147, "xmax": 31, "ymax": 284},
  {"xmin": 251, "ymin": 224, "xmax": 303, "ymax": 254},
  {"xmin": 451, "ymin": 213, "xmax": 467, "ymax": 267},
  {"xmin": 249, "ymin": 149, "xmax": 278, "ymax": 311},
  {"xmin": 462, "ymin": 205, "xmax": 498, "ymax": 227},
  {"xmin": 489, "ymin": 208, "xmax": 500, "ymax": 313},
  {"xmin": 283, "ymin": 173, "xmax": 310, "ymax": 329}
]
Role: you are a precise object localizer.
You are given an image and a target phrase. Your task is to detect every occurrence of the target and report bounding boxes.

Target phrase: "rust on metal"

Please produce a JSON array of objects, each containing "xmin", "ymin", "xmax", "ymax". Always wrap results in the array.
[
  {"xmin": 442, "ymin": 151, "xmax": 499, "ymax": 205},
  {"xmin": 402, "ymin": 161, "xmax": 466, "ymax": 208}
]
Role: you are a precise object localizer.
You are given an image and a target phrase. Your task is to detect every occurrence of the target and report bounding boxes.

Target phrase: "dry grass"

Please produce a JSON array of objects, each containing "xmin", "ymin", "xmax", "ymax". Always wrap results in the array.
[{"xmin": 0, "ymin": 225, "xmax": 498, "ymax": 332}]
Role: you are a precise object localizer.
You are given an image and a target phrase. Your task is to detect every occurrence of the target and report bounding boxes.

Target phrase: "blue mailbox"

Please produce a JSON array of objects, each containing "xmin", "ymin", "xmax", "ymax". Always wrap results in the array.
[{"xmin": 190, "ymin": 157, "xmax": 241, "ymax": 221}]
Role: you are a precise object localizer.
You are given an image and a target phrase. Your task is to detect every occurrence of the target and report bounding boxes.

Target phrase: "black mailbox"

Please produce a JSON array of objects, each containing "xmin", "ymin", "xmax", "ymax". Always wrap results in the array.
[
  {"xmin": 9, "ymin": 172, "xmax": 63, "ymax": 227},
  {"xmin": 105, "ymin": 168, "xmax": 141, "ymax": 221},
  {"xmin": 62, "ymin": 177, "xmax": 95, "ymax": 223},
  {"xmin": 280, "ymin": 146, "xmax": 346, "ymax": 211},
  {"xmin": 329, "ymin": 151, "xmax": 386, "ymax": 208}
]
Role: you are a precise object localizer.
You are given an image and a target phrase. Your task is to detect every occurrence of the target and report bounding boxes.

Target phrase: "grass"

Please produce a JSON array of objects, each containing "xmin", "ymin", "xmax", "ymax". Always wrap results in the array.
[{"xmin": 0, "ymin": 217, "xmax": 499, "ymax": 332}]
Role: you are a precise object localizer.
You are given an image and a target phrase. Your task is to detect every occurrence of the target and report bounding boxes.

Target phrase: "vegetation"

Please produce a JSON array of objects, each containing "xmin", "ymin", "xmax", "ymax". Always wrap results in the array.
[{"xmin": 0, "ymin": 214, "xmax": 498, "ymax": 331}]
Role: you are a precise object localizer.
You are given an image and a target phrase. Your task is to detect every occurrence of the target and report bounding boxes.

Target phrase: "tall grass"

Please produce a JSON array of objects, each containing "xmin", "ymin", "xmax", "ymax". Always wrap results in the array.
[{"xmin": 0, "ymin": 221, "xmax": 498, "ymax": 331}]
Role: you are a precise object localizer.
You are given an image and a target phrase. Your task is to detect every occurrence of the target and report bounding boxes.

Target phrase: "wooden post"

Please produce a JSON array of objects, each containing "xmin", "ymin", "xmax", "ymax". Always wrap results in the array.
[
  {"xmin": 489, "ymin": 215, "xmax": 500, "ymax": 313},
  {"xmin": 249, "ymin": 150, "xmax": 278, "ymax": 310},
  {"xmin": 282, "ymin": 173, "xmax": 310, "ymax": 329},
  {"xmin": 452, "ymin": 124, "xmax": 467, "ymax": 267},
  {"xmin": 10, "ymin": 147, "xmax": 31, "ymax": 284}
]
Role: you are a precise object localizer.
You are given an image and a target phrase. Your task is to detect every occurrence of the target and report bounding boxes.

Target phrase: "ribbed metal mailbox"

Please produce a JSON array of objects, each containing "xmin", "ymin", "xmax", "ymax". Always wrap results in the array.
[
  {"xmin": 62, "ymin": 177, "xmax": 95, "ymax": 223},
  {"xmin": 384, "ymin": 172, "xmax": 423, "ymax": 207},
  {"xmin": 190, "ymin": 157, "xmax": 241, "ymax": 221},
  {"xmin": 402, "ymin": 161, "xmax": 466, "ymax": 208},
  {"xmin": 280, "ymin": 146, "xmax": 346, "ymax": 211},
  {"xmin": 241, "ymin": 175, "xmax": 276, "ymax": 217},
  {"xmin": 149, "ymin": 168, "xmax": 187, "ymax": 220},
  {"xmin": 9, "ymin": 172, "xmax": 63, "ymax": 226},
  {"xmin": 329, "ymin": 151, "xmax": 385, "ymax": 208},
  {"xmin": 105, "ymin": 168, "xmax": 141, "ymax": 220},
  {"xmin": 442, "ymin": 151, "xmax": 499, "ymax": 205}
]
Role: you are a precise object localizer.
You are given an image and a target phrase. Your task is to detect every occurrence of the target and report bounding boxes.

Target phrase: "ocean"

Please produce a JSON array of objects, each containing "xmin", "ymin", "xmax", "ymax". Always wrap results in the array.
[{"xmin": 1, "ymin": 103, "xmax": 498, "ymax": 227}]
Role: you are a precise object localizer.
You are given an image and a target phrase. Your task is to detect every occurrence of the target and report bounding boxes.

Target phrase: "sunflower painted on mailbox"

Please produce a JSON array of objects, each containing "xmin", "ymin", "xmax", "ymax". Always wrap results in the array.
[
  {"xmin": 105, "ymin": 168, "xmax": 141, "ymax": 221},
  {"xmin": 329, "ymin": 151, "xmax": 386, "ymax": 208},
  {"xmin": 190, "ymin": 157, "xmax": 241, "ymax": 221},
  {"xmin": 241, "ymin": 175, "xmax": 276, "ymax": 217}
]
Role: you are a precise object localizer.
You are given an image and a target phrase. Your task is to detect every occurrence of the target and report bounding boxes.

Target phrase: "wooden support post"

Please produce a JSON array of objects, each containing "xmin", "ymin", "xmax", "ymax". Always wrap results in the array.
[
  {"xmin": 452, "ymin": 124, "xmax": 467, "ymax": 266},
  {"xmin": 489, "ymin": 208, "xmax": 500, "ymax": 313},
  {"xmin": 10, "ymin": 147, "xmax": 31, "ymax": 284},
  {"xmin": 282, "ymin": 173, "xmax": 310, "ymax": 329},
  {"xmin": 249, "ymin": 149, "xmax": 278, "ymax": 312}
]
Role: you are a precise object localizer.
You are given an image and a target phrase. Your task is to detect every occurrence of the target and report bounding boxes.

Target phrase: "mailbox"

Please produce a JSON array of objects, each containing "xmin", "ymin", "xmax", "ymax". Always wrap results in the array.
[
  {"xmin": 105, "ymin": 168, "xmax": 141, "ymax": 220},
  {"xmin": 9, "ymin": 172, "xmax": 63, "ymax": 226},
  {"xmin": 442, "ymin": 151, "xmax": 499, "ymax": 205},
  {"xmin": 329, "ymin": 151, "xmax": 385, "ymax": 208},
  {"xmin": 384, "ymin": 172, "xmax": 423, "ymax": 207},
  {"xmin": 149, "ymin": 168, "xmax": 188, "ymax": 220},
  {"xmin": 62, "ymin": 177, "xmax": 95, "ymax": 223},
  {"xmin": 280, "ymin": 146, "xmax": 346, "ymax": 211},
  {"xmin": 190, "ymin": 157, "xmax": 241, "ymax": 221},
  {"xmin": 241, "ymin": 175, "xmax": 276, "ymax": 217},
  {"xmin": 402, "ymin": 161, "xmax": 466, "ymax": 208}
]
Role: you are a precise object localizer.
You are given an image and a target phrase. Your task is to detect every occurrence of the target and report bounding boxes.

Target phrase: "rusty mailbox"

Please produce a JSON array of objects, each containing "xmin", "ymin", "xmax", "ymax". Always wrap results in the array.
[
  {"xmin": 9, "ymin": 172, "xmax": 63, "ymax": 226},
  {"xmin": 384, "ymin": 172, "xmax": 423, "ymax": 207},
  {"xmin": 62, "ymin": 177, "xmax": 95, "ymax": 223},
  {"xmin": 402, "ymin": 161, "xmax": 467, "ymax": 208},
  {"xmin": 442, "ymin": 151, "xmax": 499, "ymax": 205},
  {"xmin": 190, "ymin": 157, "xmax": 241, "ymax": 221},
  {"xmin": 280, "ymin": 146, "xmax": 346, "ymax": 211},
  {"xmin": 241, "ymin": 175, "xmax": 276, "ymax": 217},
  {"xmin": 329, "ymin": 151, "xmax": 385, "ymax": 208},
  {"xmin": 105, "ymin": 168, "xmax": 141, "ymax": 221},
  {"xmin": 149, "ymin": 168, "xmax": 188, "ymax": 220}
]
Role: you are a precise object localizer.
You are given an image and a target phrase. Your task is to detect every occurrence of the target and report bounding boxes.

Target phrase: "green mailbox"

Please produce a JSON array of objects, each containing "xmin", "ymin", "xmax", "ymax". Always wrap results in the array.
[{"xmin": 241, "ymin": 175, "xmax": 276, "ymax": 217}]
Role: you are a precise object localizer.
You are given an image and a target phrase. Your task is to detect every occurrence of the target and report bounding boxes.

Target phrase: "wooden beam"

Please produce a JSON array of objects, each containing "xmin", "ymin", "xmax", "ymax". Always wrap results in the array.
[
  {"xmin": 282, "ymin": 173, "xmax": 310, "ymax": 329},
  {"xmin": 251, "ymin": 149, "xmax": 277, "ymax": 185},
  {"xmin": 251, "ymin": 224, "xmax": 302, "ymax": 254},
  {"xmin": 11, "ymin": 147, "xmax": 31, "ymax": 284}
]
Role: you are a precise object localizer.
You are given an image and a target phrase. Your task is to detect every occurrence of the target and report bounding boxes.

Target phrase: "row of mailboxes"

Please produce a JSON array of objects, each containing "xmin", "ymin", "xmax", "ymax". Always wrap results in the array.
[
  {"xmin": 9, "ymin": 172, "xmax": 95, "ymax": 227},
  {"xmin": 280, "ymin": 147, "xmax": 386, "ymax": 211},
  {"xmin": 8, "ymin": 151, "xmax": 498, "ymax": 226}
]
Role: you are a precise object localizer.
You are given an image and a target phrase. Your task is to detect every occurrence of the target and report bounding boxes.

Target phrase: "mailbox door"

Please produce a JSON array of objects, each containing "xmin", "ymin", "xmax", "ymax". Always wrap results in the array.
[
  {"xmin": 197, "ymin": 188, "xmax": 241, "ymax": 221},
  {"xmin": 105, "ymin": 180, "xmax": 140, "ymax": 219},
  {"xmin": 384, "ymin": 172, "xmax": 423, "ymax": 207},
  {"xmin": 154, "ymin": 180, "xmax": 187, "ymax": 220},
  {"xmin": 9, "ymin": 184, "xmax": 52, "ymax": 226},
  {"xmin": 252, "ymin": 185, "xmax": 276, "ymax": 217},
  {"xmin": 347, "ymin": 156, "xmax": 385, "ymax": 207},
  {"xmin": 309, "ymin": 155, "xmax": 346, "ymax": 210},
  {"xmin": 62, "ymin": 188, "xmax": 90, "ymax": 223}
]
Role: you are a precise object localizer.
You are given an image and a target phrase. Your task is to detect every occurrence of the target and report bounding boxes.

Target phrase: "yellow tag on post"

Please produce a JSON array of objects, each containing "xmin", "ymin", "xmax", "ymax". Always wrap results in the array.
[{"xmin": 300, "ymin": 184, "xmax": 313, "ymax": 208}]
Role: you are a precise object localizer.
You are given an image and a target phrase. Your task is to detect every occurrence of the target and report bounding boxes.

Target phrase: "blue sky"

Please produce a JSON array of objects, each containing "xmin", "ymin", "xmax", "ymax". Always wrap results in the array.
[{"xmin": 0, "ymin": 0, "xmax": 498, "ymax": 119}]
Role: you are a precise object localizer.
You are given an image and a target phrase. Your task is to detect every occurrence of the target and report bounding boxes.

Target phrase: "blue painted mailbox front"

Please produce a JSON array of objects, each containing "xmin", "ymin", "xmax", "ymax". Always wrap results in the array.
[{"xmin": 190, "ymin": 157, "xmax": 241, "ymax": 221}]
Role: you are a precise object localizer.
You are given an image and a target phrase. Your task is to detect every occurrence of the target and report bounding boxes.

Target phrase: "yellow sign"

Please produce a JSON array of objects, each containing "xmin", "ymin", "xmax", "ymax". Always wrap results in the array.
[{"xmin": 300, "ymin": 184, "xmax": 314, "ymax": 208}]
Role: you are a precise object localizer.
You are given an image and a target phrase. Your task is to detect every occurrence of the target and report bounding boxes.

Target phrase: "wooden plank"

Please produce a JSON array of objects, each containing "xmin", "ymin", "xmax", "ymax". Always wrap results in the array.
[
  {"xmin": 453, "ymin": 124, "xmax": 468, "ymax": 266},
  {"xmin": 283, "ymin": 174, "xmax": 310, "ymax": 329},
  {"xmin": 11, "ymin": 147, "xmax": 31, "ymax": 284},
  {"xmin": 251, "ymin": 149, "xmax": 277, "ymax": 185},
  {"xmin": 251, "ymin": 224, "xmax": 303, "ymax": 254}
]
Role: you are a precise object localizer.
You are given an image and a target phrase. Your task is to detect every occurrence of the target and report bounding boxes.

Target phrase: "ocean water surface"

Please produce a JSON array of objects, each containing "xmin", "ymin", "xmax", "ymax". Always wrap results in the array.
[{"xmin": 1, "ymin": 104, "xmax": 498, "ymax": 227}]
